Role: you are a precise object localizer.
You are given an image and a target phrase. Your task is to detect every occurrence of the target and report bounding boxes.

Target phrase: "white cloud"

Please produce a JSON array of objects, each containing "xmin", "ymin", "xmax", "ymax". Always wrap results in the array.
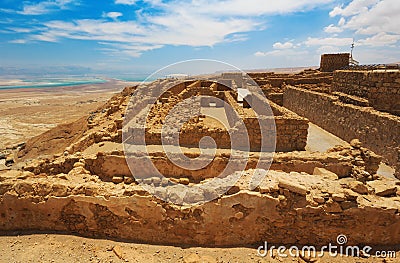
[
  {"xmin": 103, "ymin": 12, "xmax": 123, "ymax": 20},
  {"xmin": 254, "ymin": 51, "xmax": 268, "ymax": 57},
  {"xmin": 256, "ymin": 0, "xmax": 399, "ymax": 64},
  {"xmin": 115, "ymin": 0, "xmax": 137, "ymax": 5},
  {"xmin": 329, "ymin": 0, "xmax": 379, "ymax": 17},
  {"xmin": 326, "ymin": 0, "xmax": 400, "ymax": 36},
  {"xmin": 273, "ymin": 41, "xmax": 294, "ymax": 49},
  {"xmin": 319, "ymin": 0, "xmax": 400, "ymax": 53},
  {"xmin": 343, "ymin": 0, "xmax": 400, "ymax": 35},
  {"xmin": 9, "ymin": 39, "xmax": 27, "ymax": 44},
  {"xmin": 15, "ymin": 0, "xmax": 337, "ymax": 57},
  {"xmin": 304, "ymin": 37, "xmax": 353, "ymax": 47},
  {"xmin": 324, "ymin": 24, "xmax": 343, "ymax": 33},
  {"xmin": 99, "ymin": 42, "xmax": 163, "ymax": 57},
  {"xmin": 338, "ymin": 17, "xmax": 346, "ymax": 26},
  {"xmin": 357, "ymin": 32, "xmax": 400, "ymax": 46},
  {"xmin": 176, "ymin": 0, "xmax": 335, "ymax": 17},
  {"xmin": 18, "ymin": 0, "xmax": 77, "ymax": 15}
]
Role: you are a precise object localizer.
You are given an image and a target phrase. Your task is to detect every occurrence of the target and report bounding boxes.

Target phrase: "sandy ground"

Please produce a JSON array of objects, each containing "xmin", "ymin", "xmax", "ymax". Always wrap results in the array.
[
  {"xmin": 0, "ymin": 80, "xmax": 134, "ymax": 149},
  {"xmin": 0, "ymin": 233, "xmax": 398, "ymax": 263}
]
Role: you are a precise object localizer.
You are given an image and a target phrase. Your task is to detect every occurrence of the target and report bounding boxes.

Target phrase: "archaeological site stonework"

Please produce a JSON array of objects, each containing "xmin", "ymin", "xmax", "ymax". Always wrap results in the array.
[
  {"xmin": 283, "ymin": 70, "xmax": 400, "ymax": 177},
  {"xmin": 320, "ymin": 53, "xmax": 350, "ymax": 72},
  {"xmin": 0, "ymin": 60, "xmax": 399, "ymax": 248},
  {"xmin": 332, "ymin": 70, "xmax": 400, "ymax": 115}
]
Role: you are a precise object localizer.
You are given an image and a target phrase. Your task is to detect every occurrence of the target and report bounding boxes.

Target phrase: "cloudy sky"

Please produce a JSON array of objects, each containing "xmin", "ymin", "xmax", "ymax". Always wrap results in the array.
[{"xmin": 0, "ymin": 0, "xmax": 399, "ymax": 74}]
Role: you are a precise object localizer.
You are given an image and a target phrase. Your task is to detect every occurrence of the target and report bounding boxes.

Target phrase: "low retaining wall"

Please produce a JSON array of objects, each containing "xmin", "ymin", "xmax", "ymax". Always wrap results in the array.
[{"xmin": 283, "ymin": 87, "xmax": 400, "ymax": 177}]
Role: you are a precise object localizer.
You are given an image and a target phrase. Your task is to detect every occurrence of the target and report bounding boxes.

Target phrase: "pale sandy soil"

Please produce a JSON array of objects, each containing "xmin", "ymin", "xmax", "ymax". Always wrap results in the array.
[
  {"xmin": 0, "ymin": 233, "xmax": 398, "ymax": 263},
  {"xmin": 0, "ymin": 80, "xmax": 133, "ymax": 149}
]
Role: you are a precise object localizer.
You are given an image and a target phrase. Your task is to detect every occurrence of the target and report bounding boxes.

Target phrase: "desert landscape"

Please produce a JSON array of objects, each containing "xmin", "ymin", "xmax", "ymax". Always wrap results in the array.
[
  {"xmin": 0, "ymin": 80, "xmax": 130, "ymax": 150},
  {"xmin": 1, "ymin": 0, "xmax": 400, "ymax": 262}
]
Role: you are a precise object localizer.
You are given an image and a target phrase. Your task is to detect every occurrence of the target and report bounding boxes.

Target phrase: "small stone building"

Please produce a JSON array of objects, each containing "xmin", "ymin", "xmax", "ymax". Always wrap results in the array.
[{"xmin": 320, "ymin": 53, "xmax": 350, "ymax": 72}]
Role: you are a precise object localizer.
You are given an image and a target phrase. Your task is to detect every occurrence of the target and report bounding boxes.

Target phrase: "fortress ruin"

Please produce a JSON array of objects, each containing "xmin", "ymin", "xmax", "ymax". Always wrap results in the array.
[{"xmin": 0, "ymin": 55, "xmax": 399, "ymax": 249}]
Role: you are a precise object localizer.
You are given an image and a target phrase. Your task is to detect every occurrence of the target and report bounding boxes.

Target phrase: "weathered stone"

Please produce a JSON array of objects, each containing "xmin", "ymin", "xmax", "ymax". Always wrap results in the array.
[
  {"xmin": 278, "ymin": 179, "xmax": 308, "ymax": 196},
  {"xmin": 234, "ymin": 212, "xmax": 244, "ymax": 220},
  {"xmin": 112, "ymin": 245, "xmax": 124, "ymax": 259},
  {"xmin": 161, "ymin": 177, "xmax": 170, "ymax": 187},
  {"xmin": 73, "ymin": 162, "xmax": 85, "ymax": 168},
  {"xmin": 349, "ymin": 181, "xmax": 368, "ymax": 195},
  {"xmin": 112, "ymin": 176, "xmax": 124, "ymax": 184},
  {"xmin": 312, "ymin": 195, "xmax": 325, "ymax": 204},
  {"xmin": 143, "ymin": 178, "xmax": 153, "ymax": 185},
  {"xmin": 342, "ymin": 189, "xmax": 358, "ymax": 201},
  {"xmin": 14, "ymin": 182, "xmax": 33, "ymax": 195},
  {"xmin": 323, "ymin": 199, "xmax": 342, "ymax": 213},
  {"xmin": 179, "ymin": 178, "xmax": 190, "ymax": 185},
  {"xmin": 52, "ymin": 184, "xmax": 69, "ymax": 197},
  {"xmin": 124, "ymin": 177, "xmax": 135, "ymax": 184},
  {"xmin": 332, "ymin": 193, "xmax": 346, "ymax": 202},
  {"xmin": 350, "ymin": 139, "xmax": 362, "ymax": 149},
  {"xmin": 2, "ymin": 74, "xmax": 400, "ymax": 250},
  {"xmin": 152, "ymin": 177, "xmax": 161, "ymax": 186},
  {"xmin": 57, "ymin": 174, "xmax": 68, "ymax": 180},
  {"xmin": 340, "ymin": 201, "xmax": 358, "ymax": 210},
  {"xmin": 313, "ymin": 167, "xmax": 339, "ymax": 180},
  {"xmin": 367, "ymin": 180, "xmax": 397, "ymax": 197},
  {"xmin": 183, "ymin": 188, "xmax": 204, "ymax": 204}
]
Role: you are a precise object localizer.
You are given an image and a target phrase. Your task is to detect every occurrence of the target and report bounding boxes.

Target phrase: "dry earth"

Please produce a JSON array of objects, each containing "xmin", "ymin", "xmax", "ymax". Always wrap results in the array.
[
  {"xmin": 1, "ymin": 233, "xmax": 399, "ymax": 263},
  {"xmin": 0, "ymin": 80, "xmax": 130, "ymax": 149}
]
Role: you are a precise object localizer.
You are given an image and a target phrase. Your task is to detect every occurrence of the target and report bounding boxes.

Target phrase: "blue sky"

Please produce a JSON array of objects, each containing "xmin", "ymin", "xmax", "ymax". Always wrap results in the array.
[{"xmin": 0, "ymin": 0, "xmax": 399, "ymax": 75}]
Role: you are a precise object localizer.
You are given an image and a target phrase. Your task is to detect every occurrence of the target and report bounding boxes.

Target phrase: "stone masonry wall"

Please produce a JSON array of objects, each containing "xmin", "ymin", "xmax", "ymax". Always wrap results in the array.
[
  {"xmin": 283, "ymin": 87, "xmax": 400, "ymax": 177},
  {"xmin": 332, "ymin": 70, "xmax": 400, "ymax": 115},
  {"xmin": 224, "ymin": 91, "xmax": 308, "ymax": 152},
  {"xmin": 0, "ymin": 168, "xmax": 399, "ymax": 247},
  {"xmin": 320, "ymin": 53, "xmax": 350, "ymax": 72}
]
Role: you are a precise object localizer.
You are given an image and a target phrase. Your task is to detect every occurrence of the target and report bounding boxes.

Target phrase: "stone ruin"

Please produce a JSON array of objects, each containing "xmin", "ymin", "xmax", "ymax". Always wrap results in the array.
[
  {"xmin": 320, "ymin": 53, "xmax": 350, "ymax": 72},
  {"xmin": 0, "ymin": 61, "xmax": 399, "ymax": 248}
]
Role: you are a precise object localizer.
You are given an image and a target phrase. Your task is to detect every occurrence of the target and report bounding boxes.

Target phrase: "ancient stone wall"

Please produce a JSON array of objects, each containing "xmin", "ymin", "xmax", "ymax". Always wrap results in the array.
[
  {"xmin": 0, "ymin": 168, "xmax": 398, "ymax": 247},
  {"xmin": 332, "ymin": 70, "xmax": 400, "ymax": 115},
  {"xmin": 248, "ymin": 72, "xmax": 332, "ymax": 88},
  {"xmin": 283, "ymin": 87, "xmax": 400, "ymax": 177},
  {"xmin": 320, "ymin": 53, "xmax": 350, "ymax": 72},
  {"xmin": 224, "ymin": 91, "xmax": 308, "ymax": 152},
  {"xmin": 221, "ymin": 73, "xmax": 243, "ymax": 88},
  {"xmin": 84, "ymin": 150, "xmax": 357, "ymax": 181}
]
